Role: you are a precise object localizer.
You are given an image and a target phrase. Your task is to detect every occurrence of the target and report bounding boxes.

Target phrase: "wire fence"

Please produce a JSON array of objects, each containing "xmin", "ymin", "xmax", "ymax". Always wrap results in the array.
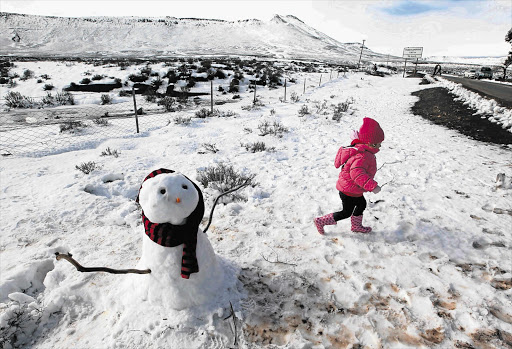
[
  {"xmin": 0, "ymin": 90, "xmax": 216, "ymax": 156},
  {"xmin": 0, "ymin": 70, "xmax": 357, "ymax": 157}
]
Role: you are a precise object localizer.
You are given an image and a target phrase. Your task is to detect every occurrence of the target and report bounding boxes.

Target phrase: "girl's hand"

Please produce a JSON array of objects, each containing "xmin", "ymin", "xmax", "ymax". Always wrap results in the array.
[{"xmin": 372, "ymin": 185, "xmax": 381, "ymax": 194}]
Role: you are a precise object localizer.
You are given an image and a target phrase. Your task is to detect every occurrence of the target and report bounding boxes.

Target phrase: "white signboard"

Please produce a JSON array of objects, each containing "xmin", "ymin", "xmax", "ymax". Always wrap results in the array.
[{"xmin": 403, "ymin": 47, "xmax": 423, "ymax": 59}]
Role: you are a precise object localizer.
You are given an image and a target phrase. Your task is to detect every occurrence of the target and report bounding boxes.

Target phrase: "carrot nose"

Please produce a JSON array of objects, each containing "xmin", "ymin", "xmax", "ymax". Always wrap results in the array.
[{"xmin": 176, "ymin": 197, "xmax": 181, "ymax": 203}]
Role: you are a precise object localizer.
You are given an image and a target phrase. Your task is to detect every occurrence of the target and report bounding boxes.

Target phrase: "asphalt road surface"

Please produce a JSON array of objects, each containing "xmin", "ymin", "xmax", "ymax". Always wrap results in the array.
[{"xmin": 442, "ymin": 75, "xmax": 512, "ymax": 108}]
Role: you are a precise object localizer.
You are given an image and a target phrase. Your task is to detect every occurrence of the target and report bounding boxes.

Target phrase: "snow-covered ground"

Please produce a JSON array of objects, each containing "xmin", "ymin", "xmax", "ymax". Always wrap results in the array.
[
  {"xmin": 424, "ymin": 74, "xmax": 512, "ymax": 131},
  {"xmin": 1, "ymin": 68, "xmax": 511, "ymax": 348}
]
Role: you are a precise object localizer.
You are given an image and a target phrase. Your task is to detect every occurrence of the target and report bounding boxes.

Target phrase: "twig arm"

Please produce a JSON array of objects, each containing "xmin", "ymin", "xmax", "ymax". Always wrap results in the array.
[
  {"xmin": 55, "ymin": 252, "xmax": 151, "ymax": 274},
  {"xmin": 203, "ymin": 179, "xmax": 251, "ymax": 233}
]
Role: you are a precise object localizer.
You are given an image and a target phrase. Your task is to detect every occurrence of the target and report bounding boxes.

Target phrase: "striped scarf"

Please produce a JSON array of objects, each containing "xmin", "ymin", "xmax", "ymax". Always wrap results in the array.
[{"xmin": 136, "ymin": 168, "xmax": 205, "ymax": 279}]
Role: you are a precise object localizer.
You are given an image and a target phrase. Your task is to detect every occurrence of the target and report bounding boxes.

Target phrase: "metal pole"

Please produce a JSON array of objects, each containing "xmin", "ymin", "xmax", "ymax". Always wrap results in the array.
[
  {"xmin": 303, "ymin": 78, "xmax": 306, "ymax": 94},
  {"xmin": 253, "ymin": 81, "xmax": 257, "ymax": 103},
  {"xmin": 319, "ymin": 74, "xmax": 322, "ymax": 87},
  {"xmin": 330, "ymin": 70, "xmax": 332, "ymax": 80},
  {"xmin": 284, "ymin": 79, "xmax": 287, "ymax": 102},
  {"xmin": 403, "ymin": 59, "xmax": 407, "ymax": 78},
  {"xmin": 358, "ymin": 39, "xmax": 366, "ymax": 70},
  {"xmin": 210, "ymin": 80, "xmax": 213, "ymax": 114},
  {"xmin": 132, "ymin": 87, "xmax": 139, "ymax": 133}
]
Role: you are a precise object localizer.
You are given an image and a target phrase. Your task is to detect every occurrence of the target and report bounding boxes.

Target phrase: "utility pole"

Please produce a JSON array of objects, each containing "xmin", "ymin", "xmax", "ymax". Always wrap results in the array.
[{"xmin": 358, "ymin": 39, "xmax": 366, "ymax": 70}]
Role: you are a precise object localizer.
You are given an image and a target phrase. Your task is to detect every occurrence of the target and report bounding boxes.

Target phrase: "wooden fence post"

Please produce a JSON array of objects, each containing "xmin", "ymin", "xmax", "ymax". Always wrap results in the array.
[
  {"xmin": 284, "ymin": 79, "xmax": 287, "ymax": 102},
  {"xmin": 210, "ymin": 80, "xmax": 213, "ymax": 114},
  {"xmin": 132, "ymin": 87, "xmax": 139, "ymax": 134}
]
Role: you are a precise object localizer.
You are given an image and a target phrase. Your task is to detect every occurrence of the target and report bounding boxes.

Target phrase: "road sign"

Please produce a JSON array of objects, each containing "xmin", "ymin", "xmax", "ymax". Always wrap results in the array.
[{"xmin": 403, "ymin": 47, "xmax": 423, "ymax": 59}]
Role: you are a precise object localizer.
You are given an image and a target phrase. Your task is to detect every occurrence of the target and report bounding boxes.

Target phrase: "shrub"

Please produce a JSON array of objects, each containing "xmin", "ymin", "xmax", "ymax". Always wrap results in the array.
[
  {"xmin": 298, "ymin": 105, "xmax": 309, "ymax": 117},
  {"xmin": 242, "ymin": 141, "xmax": 275, "ymax": 153},
  {"xmin": 21, "ymin": 69, "xmax": 34, "ymax": 80},
  {"xmin": 196, "ymin": 163, "xmax": 256, "ymax": 201},
  {"xmin": 290, "ymin": 92, "xmax": 300, "ymax": 103},
  {"xmin": 80, "ymin": 78, "xmax": 91, "ymax": 85},
  {"xmin": 75, "ymin": 161, "xmax": 98, "ymax": 174},
  {"xmin": 4, "ymin": 91, "xmax": 36, "ymax": 108},
  {"xmin": 43, "ymin": 83, "xmax": 54, "ymax": 91},
  {"xmin": 60, "ymin": 120, "xmax": 86, "ymax": 133},
  {"xmin": 93, "ymin": 117, "xmax": 110, "ymax": 126},
  {"xmin": 55, "ymin": 91, "xmax": 75, "ymax": 105},
  {"xmin": 42, "ymin": 92, "xmax": 55, "ymax": 106},
  {"xmin": 151, "ymin": 76, "xmax": 163, "ymax": 90},
  {"xmin": 100, "ymin": 147, "xmax": 119, "ymax": 157},
  {"xmin": 0, "ymin": 301, "xmax": 43, "ymax": 349},
  {"xmin": 0, "ymin": 77, "xmax": 8, "ymax": 84},
  {"xmin": 215, "ymin": 69, "xmax": 226, "ymax": 79},
  {"xmin": 313, "ymin": 100, "xmax": 329, "ymax": 115},
  {"xmin": 40, "ymin": 74, "xmax": 51, "ymax": 80},
  {"xmin": 119, "ymin": 90, "xmax": 132, "ymax": 97},
  {"xmin": 332, "ymin": 98, "xmax": 354, "ymax": 121},
  {"xmin": 257, "ymin": 121, "xmax": 289, "ymax": 137},
  {"xmin": 229, "ymin": 79, "xmax": 239, "ymax": 93},
  {"xmin": 195, "ymin": 108, "xmax": 211, "ymax": 118},
  {"xmin": 91, "ymin": 74, "xmax": 104, "ymax": 81},
  {"xmin": 144, "ymin": 88, "xmax": 157, "ymax": 102},
  {"xmin": 128, "ymin": 74, "xmax": 148, "ymax": 83},
  {"xmin": 100, "ymin": 94, "xmax": 112, "ymax": 105},
  {"xmin": 174, "ymin": 116, "xmax": 192, "ymax": 125},
  {"xmin": 199, "ymin": 143, "xmax": 219, "ymax": 154},
  {"xmin": 157, "ymin": 96, "xmax": 177, "ymax": 111}
]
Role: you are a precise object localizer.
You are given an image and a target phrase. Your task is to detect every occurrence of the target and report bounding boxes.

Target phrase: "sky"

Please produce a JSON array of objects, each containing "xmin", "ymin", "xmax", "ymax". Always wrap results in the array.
[{"xmin": 0, "ymin": 0, "xmax": 511, "ymax": 57}]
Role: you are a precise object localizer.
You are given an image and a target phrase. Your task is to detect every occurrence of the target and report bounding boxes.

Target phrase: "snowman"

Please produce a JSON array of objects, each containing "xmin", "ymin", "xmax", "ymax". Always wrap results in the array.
[{"xmin": 135, "ymin": 168, "xmax": 224, "ymax": 310}]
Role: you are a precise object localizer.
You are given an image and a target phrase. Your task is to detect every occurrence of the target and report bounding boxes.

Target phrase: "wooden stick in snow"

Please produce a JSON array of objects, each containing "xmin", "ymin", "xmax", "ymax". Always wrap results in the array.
[{"xmin": 55, "ymin": 252, "xmax": 151, "ymax": 274}]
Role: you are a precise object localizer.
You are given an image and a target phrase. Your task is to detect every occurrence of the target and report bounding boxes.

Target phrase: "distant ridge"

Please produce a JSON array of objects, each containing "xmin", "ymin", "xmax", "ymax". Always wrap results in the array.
[{"xmin": 0, "ymin": 12, "xmax": 398, "ymax": 64}]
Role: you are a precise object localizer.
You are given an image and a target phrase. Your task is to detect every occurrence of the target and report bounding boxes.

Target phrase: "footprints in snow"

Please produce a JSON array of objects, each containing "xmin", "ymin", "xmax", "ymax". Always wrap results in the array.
[{"xmin": 83, "ymin": 173, "xmax": 125, "ymax": 198}]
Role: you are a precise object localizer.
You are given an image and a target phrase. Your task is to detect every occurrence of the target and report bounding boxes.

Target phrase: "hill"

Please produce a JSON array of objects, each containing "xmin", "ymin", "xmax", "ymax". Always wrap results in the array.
[{"xmin": 0, "ymin": 12, "xmax": 397, "ymax": 64}]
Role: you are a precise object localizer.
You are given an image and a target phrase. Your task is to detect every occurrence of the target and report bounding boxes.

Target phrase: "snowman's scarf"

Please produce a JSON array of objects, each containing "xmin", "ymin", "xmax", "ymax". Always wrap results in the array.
[{"xmin": 136, "ymin": 169, "xmax": 205, "ymax": 279}]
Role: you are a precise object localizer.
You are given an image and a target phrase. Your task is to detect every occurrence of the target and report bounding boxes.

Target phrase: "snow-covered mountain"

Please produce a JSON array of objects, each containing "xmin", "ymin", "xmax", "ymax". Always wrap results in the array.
[{"xmin": 0, "ymin": 12, "xmax": 396, "ymax": 64}]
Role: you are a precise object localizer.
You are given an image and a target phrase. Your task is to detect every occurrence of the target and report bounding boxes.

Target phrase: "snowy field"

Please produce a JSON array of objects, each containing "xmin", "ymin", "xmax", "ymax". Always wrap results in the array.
[{"xmin": 1, "ymin": 70, "xmax": 512, "ymax": 348}]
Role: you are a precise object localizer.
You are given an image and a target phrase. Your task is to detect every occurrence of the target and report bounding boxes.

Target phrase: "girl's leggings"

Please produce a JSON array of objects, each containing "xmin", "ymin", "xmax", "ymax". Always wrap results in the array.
[{"xmin": 333, "ymin": 192, "xmax": 367, "ymax": 221}]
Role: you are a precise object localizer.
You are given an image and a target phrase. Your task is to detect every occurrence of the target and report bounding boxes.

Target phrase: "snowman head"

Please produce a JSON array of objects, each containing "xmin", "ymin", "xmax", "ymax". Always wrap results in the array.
[{"xmin": 138, "ymin": 172, "xmax": 199, "ymax": 225}]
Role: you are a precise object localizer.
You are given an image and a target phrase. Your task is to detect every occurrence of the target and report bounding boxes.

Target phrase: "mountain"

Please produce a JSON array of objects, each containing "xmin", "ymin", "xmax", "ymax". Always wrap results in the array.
[{"xmin": 0, "ymin": 12, "xmax": 397, "ymax": 64}]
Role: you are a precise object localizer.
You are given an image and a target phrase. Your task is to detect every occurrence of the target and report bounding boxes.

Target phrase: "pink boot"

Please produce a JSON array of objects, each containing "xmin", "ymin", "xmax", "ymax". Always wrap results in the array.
[
  {"xmin": 351, "ymin": 215, "xmax": 372, "ymax": 233},
  {"xmin": 314, "ymin": 213, "xmax": 336, "ymax": 235}
]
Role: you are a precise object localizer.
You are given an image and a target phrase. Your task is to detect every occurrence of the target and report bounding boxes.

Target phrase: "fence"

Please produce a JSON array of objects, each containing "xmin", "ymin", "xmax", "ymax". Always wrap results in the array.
[
  {"xmin": 0, "ymin": 90, "xmax": 216, "ymax": 156},
  {"xmin": 0, "ymin": 70, "xmax": 354, "ymax": 157}
]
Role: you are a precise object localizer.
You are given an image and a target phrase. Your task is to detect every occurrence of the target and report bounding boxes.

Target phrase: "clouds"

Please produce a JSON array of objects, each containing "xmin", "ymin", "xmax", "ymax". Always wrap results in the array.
[{"xmin": 1, "ymin": 0, "xmax": 510, "ymax": 57}]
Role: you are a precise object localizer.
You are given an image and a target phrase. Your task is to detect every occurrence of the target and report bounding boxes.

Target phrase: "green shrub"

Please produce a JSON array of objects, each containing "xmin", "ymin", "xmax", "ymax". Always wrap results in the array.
[
  {"xmin": 60, "ymin": 120, "xmax": 86, "ymax": 133},
  {"xmin": 43, "ymin": 83, "xmax": 54, "ymax": 91},
  {"xmin": 197, "ymin": 163, "xmax": 256, "ymax": 201},
  {"xmin": 75, "ymin": 161, "xmax": 98, "ymax": 174},
  {"xmin": 100, "ymin": 94, "xmax": 112, "ymax": 105},
  {"xmin": 80, "ymin": 78, "xmax": 91, "ymax": 85},
  {"xmin": 157, "ymin": 96, "xmax": 177, "ymax": 111},
  {"xmin": 55, "ymin": 91, "xmax": 75, "ymax": 106}
]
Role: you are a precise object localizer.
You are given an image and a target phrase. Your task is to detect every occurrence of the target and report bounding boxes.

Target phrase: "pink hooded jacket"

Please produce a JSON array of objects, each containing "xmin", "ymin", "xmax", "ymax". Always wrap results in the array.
[{"xmin": 334, "ymin": 144, "xmax": 379, "ymax": 197}]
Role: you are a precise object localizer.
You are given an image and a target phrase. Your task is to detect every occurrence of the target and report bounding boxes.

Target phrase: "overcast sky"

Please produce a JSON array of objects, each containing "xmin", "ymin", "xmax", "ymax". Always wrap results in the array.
[{"xmin": 1, "ymin": 0, "xmax": 510, "ymax": 57}]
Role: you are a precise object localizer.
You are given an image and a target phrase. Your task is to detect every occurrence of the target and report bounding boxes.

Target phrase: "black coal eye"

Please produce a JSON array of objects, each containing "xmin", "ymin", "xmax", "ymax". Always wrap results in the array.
[
  {"xmin": 182, "ymin": 184, "xmax": 188, "ymax": 190},
  {"xmin": 160, "ymin": 188, "xmax": 166, "ymax": 194}
]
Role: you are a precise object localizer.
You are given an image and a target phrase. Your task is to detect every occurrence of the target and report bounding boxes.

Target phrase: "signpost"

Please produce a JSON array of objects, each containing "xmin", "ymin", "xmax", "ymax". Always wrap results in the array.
[{"xmin": 402, "ymin": 47, "xmax": 423, "ymax": 77}]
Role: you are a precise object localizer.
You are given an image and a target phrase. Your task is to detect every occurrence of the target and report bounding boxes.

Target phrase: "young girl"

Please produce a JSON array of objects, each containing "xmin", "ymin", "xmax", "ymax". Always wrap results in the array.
[{"xmin": 314, "ymin": 117, "xmax": 384, "ymax": 234}]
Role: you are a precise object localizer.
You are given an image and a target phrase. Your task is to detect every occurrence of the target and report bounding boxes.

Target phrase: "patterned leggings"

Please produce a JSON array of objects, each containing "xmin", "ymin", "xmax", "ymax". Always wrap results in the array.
[{"xmin": 333, "ymin": 192, "xmax": 367, "ymax": 221}]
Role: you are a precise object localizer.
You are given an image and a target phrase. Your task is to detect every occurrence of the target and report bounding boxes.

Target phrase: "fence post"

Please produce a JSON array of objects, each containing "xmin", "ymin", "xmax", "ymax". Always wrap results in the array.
[
  {"xmin": 210, "ymin": 80, "xmax": 213, "ymax": 114},
  {"xmin": 319, "ymin": 74, "xmax": 322, "ymax": 87},
  {"xmin": 330, "ymin": 70, "xmax": 332, "ymax": 80},
  {"xmin": 253, "ymin": 81, "xmax": 257, "ymax": 103},
  {"xmin": 284, "ymin": 79, "xmax": 287, "ymax": 102},
  {"xmin": 303, "ymin": 78, "xmax": 306, "ymax": 94},
  {"xmin": 132, "ymin": 87, "xmax": 139, "ymax": 133},
  {"xmin": 337, "ymin": 71, "xmax": 340, "ymax": 78}
]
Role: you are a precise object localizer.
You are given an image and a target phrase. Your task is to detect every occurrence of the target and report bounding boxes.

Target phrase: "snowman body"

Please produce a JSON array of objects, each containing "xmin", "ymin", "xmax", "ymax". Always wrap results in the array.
[{"xmin": 136, "ymin": 170, "xmax": 224, "ymax": 310}]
